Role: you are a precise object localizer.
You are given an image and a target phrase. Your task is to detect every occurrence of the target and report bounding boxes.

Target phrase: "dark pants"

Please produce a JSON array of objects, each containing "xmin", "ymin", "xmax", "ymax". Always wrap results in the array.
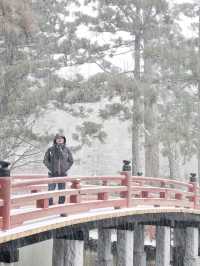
[{"xmin": 48, "ymin": 173, "xmax": 66, "ymax": 205}]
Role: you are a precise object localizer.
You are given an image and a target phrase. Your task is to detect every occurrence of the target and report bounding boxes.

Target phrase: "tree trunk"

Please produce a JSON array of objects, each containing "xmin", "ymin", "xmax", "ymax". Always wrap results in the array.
[
  {"xmin": 143, "ymin": 27, "xmax": 159, "ymax": 177},
  {"xmin": 144, "ymin": 96, "xmax": 159, "ymax": 177},
  {"xmin": 197, "ymin": 9, "xmax": 200, "ymax": 180},
  {"xmin": 167, "ymin": 144, "xmax": 180, "ymax": 179},
  {"xmin": 132, "ymin": 6, "xmax": 141, "ymax": 175}
]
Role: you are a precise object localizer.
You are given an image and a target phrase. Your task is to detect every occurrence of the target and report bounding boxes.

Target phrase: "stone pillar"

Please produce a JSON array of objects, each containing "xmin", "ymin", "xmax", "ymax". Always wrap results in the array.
[
  {"xmin": 116, "ymin": 229, "xmax": 133, "ymax": 266},
  {"xmin": 97, "ymin": 228, "xmax": 113, "ymax": 266},
  {"xmin": 173, "ymin": 228, "xmax": 186, "ymax": 266},
  {"xmin": 133, "ymin": 224, "xmax": 146, "ymax": 266},
  {"xmin": 52, "ymin": 237, "xmax": 84, "ymax": 266},
  {"xmin": 52, "ymin": 238, "xmax": 65, "ymax": 266},
  {"xmin": 63, "ymin": 240, "xmax": 84, "ymax": 266},
  {"xmin": 155, "ymin": 226, "xmax": 171, "ymax": 266},
  {"xmin": 184, "ymin": 227, "xmax": 199, "ymax": 266}
]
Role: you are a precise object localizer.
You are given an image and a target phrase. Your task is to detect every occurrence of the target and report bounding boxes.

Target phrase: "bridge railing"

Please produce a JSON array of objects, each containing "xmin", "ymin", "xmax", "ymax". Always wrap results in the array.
[
  {"xmin": 130, "ymin": 176, "xmax": 195, "ymax": 208},
  {"xmin": 0, "ymin": 174, "xmax": 128, "ymax": 230},
  {"xmin": 0, "ymin": 173, "xmax": 199, "ymax": 230}
]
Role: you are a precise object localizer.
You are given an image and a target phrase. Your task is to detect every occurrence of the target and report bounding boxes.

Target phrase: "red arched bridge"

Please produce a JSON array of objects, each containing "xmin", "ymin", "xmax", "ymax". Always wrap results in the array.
[
  {"xmin": 0, "ymin": 171, "xmax": 198, "ymax": 231},
  {"xmin": 0, "ymin": 172, "xmax": 200, "ymax": 265}
]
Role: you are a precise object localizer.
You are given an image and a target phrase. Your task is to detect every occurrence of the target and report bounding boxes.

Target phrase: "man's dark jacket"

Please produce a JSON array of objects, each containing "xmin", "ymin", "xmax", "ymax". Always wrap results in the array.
[{"xmin": 43, "ymin": 135, "xmax": 73, "ymax": 176}]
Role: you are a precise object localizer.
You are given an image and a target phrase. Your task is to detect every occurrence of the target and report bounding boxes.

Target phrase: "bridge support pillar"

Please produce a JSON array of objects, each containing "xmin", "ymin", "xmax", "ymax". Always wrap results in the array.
[
  {"xmin": 116, "ymin": 229, "xmax": 133, "ymax": 266},
  {"xmin": 184, "ymin": 227, "xmax": 199, "ymax": 266},
  {"xmin": 97, "ymin": 228, "xmax": 113, "ymax": 266},
  {"xmin": 133, "ymin": 224, "xmax": 146, "ymax": 266},
  {"xmin": 52, "ymin": 238, "xmax": 64, "ymax": 266},
  {"xmin": 155, "ymin": 226, "xmax": 170, "ymax": 266},
  {"xmin": 63, "ymin": 239, "xmax": 84, "ymax": 266},
  {"xmin": 173, "ymin": 228, "xmax": 186, "ymax": 266},
  {"xmin": 52, "ymin": 237, "xmax": 84, "ymax": 266}
]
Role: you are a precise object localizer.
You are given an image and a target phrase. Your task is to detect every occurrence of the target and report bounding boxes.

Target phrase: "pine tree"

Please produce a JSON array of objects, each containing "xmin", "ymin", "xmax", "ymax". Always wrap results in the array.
[
  {"xmin": 70, "ymin": 0, "xmax": 171, "ymax": 176},
  {"xmin": 0, "ymin": 0, "xmax": 49, "ymax": 168},
  {"xmin": 169, "ymin": 2, "xmax": 200, "ymax": 178}
]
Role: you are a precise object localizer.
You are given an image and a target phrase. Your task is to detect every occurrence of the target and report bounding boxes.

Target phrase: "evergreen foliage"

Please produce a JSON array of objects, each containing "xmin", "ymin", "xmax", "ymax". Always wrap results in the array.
[{"xmin": 1, "ymin": 0, "xmax": 200, "ymax": 177}]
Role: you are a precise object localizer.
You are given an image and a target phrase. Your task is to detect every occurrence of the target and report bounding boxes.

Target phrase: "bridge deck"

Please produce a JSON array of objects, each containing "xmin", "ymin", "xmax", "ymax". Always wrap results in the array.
[
  {"xmin": 1, "ymin": 206, "xmax": 200, "ymax": 246},
  {"xmin": 0, "ymin": 173, "xmax": 200, "ymax": 249}
]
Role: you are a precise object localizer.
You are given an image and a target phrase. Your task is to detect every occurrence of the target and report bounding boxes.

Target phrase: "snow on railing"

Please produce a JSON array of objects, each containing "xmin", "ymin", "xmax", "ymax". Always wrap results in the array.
[{"xmin": 0, "ymin": 172, "xmax": 199, "ymax": 230}]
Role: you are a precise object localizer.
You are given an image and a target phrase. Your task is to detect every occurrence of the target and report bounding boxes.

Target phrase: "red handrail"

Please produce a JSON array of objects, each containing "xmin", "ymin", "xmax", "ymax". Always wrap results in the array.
[{"xmin": 0, "ymin": 173, "xmax": 199, "ymax": 231}]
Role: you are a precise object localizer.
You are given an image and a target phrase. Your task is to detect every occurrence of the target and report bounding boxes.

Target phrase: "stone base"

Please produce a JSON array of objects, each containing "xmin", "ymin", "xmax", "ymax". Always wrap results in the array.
[
  {"xmin": 95, "ymin": 258, "xmax": 113, "ymax": 266},
  {"xmin": 133, "ymin": 251, "xmax": 146, "ymax": 266},
  {"xmin": 184, "ymin": 256, "xmax": 200, "ymax": 266}
]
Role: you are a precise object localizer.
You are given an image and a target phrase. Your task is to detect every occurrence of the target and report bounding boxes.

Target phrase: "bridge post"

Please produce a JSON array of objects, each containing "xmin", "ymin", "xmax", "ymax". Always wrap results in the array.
[
  {"xmin": 63, "ymin": 239, "xmax": 84, "ymax": 266},
  {"xmin": 173, "ymin": 228, "xmax": 186, "ymax": 266},
  {"xmin": 189, "ymin": 175, "xmax": 198, "ymax": 209},
  {"xmin": 98, "ymin": 180, "xmax": 109, "ymax": 200},
  {"xmin": 52, "ymin": 238, "xmax": 65, "ymax": 266},
  {"xmin": 52, "ymin": 232, "xmax": 84, "ymax": 266},
  {"xmin": 0, "ymin": 177, "xmax": 11, "ymax": 230},
  {"xmin": 116, "ymin": 229, "xmax": 133, "ymax": 266},
  {"xmin": 96, "ymin": 228, "xmax": 113, "ymax": 266},
  {"xmin": 121, "ymin": 161, "xmax": 132, "ymax": 208},
  {"xmin": 155, "ymin": 226, "xmax": 171, "ymax": 266},
  {"xmin": 70, "ymin": 179, "xmax": 81, "ymax": 203},
  {"xmin": 133, "ymin": 224, "xmax": 146, "ymax": 266},
  {"xmin": 184, "ymin": 227, "xmax": 199, "ymax": 266}
]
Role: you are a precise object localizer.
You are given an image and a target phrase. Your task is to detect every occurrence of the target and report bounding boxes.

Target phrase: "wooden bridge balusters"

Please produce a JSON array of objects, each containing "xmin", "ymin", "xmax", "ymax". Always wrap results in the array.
[
  {"xmin": 120, "ymin": 176, "xmax": 128, "ymax": 199},
  {"xmin": 159, "ymin": 181, "xmax": 167, "ymax": 199},
  {"xmin": 117, "ymin": 176, "xmax": 128, "ymax": 210},
  {"xmin": 30, "ymin": 187, "xmax": 49, "ymax": 209},
  {"xmin": 0, "ymin": 177, "xmax": 11, "ymax": 230},
  {"xmin": 120, "ymin": 171, "xmax": 132, "ymax": 207},
  {"xmin": 36, "ymin": 198, "xmax": 49, "ymax": 209},
  {"xmin": 193, "ymin": 182, "xmax": 198, "ymax": 209},
  {"xmin": 70, "ymin": 179, "xmax": 81, "ymax": 203},
  {"xmin": 98, "ymin": 180, "xmax": 109, "ymax": 201},
  {"xmin": 125, "ymin": 172, "xmax": 132, "ymax": 207},
  {"xmin": 188, "ymin": 178, "xmax": 198, "ymax": 209},
  {"xmin": 141, "ymin": 191, "xmax": 149, "ymax": 198},
  {"xmin": 140, "ymin": 179, "xmax": 148, "ymax": 199},
  {"xmin": 175, "ymin": 193, "xmax": 182, "ymax": 200}
]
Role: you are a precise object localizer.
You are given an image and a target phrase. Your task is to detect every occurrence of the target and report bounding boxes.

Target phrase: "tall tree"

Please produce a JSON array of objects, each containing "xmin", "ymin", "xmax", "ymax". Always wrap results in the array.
[
  {"xmin": 0, "ymin": 0, "xmax": 50, "ymax": 168},
  {"xmin": 172, "ymin": 2, "xmax": 200, "ymax": 178},
  {"xmin": 142, "ymin": 1, "xmax": 169, "ymax": 177},
  {"xmin": 72, "ymin": 0, "xmax": 171, "ymax": 176}
]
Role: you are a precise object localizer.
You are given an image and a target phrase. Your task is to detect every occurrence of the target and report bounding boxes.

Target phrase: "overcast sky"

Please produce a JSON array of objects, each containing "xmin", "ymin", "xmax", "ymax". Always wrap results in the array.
[{"xmin": 58, "ymin": 0, "xmax": 198, "ymax": 79}]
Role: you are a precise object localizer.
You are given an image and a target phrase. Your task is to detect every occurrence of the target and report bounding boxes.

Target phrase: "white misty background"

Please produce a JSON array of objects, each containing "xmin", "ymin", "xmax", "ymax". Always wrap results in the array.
[{"xmin": 0, "ymin": 0, "xmax": 200, "ymax": 181}]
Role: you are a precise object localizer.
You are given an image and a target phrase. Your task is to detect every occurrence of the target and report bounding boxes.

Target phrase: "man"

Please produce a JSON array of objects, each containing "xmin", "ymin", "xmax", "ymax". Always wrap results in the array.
[{"xmin": 43, "ymin": 134, "xmax": 74, "ymax": 205}]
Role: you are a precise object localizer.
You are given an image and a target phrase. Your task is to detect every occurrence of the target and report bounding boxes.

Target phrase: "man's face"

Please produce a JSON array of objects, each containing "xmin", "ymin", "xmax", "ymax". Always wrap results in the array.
[{"xmin": 56, "ymin": 137, "xmax": 64, "ymax": 144}]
